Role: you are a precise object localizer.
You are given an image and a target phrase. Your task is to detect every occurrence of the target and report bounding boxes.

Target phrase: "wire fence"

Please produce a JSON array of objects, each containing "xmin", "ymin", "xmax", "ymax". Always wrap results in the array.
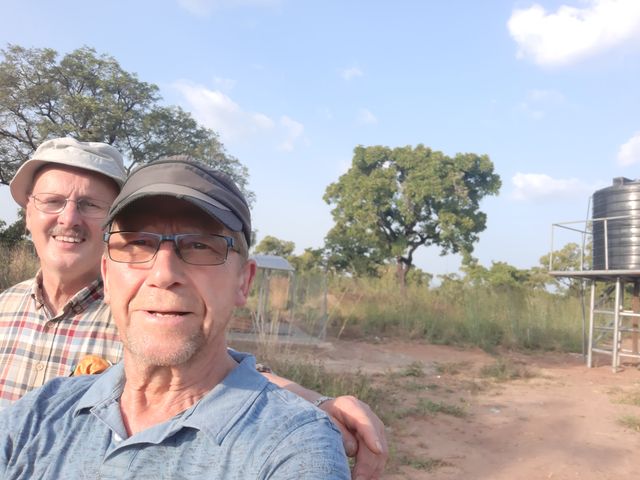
[
  {"xmin": 0, "ymin": 242, "xmax": 332, "ymax": 347},
  {"xmin": 231, "ymin": 270, "xmax": 329, "ymax": 345}
]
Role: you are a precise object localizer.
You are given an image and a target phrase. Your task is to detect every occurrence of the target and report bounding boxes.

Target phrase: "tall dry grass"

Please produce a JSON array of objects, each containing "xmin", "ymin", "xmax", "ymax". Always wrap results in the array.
[
  {"xmin": 323, "ymin": 274, "xmax": 584, "ymax": 352},
  {"xmin": 0, "ymin": 242, "xmax": 38, "ymax": 291},
  {"xmin": 0, "ymin": 239, "xmax": 583, "ymax": 354}
]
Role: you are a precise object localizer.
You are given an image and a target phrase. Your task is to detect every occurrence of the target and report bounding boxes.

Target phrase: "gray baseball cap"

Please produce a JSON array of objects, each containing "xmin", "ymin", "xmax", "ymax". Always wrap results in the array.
[
  {"xmin": 10, "ymin": 137, "xmax": 127, "ymax": 206},
  {"xmin": 105, "ymin": 157, "xmax": 252, "ymax": 246}
]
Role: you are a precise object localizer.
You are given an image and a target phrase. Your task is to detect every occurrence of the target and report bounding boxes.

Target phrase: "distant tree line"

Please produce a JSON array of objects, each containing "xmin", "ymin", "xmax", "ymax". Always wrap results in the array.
[{"xmin": 4, "ymin": 44, "xmax": 553, "ymax": 292}]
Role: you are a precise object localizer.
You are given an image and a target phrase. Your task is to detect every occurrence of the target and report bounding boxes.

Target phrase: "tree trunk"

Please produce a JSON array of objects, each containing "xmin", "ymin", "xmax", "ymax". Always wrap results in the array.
[{"xmin": 396, "ymin": 259, "xmax": 409, "ymax": 293}]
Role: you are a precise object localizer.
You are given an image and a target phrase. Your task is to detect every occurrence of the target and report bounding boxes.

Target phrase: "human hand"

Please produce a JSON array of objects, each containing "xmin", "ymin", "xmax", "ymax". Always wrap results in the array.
[{"xmin": 319, "ymin": 395, "xmax": 388, "ymax": 479}]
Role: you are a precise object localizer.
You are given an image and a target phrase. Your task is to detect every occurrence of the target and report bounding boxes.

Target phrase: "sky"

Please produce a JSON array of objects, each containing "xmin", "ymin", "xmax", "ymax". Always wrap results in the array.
[{"xmin": 2, "ymin": 0, "xmax": 640, "ymax": 278}]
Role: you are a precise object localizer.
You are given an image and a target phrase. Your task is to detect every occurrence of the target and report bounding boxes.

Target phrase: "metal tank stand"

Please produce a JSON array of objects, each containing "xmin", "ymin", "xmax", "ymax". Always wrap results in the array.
[{"xmin": 585, "ymin": 275, "xmax": 640, "ymax": 372}]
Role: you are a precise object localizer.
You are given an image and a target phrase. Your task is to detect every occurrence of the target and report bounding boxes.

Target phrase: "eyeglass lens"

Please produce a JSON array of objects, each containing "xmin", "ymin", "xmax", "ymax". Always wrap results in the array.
[
  {"xmin": 106, "ymin": 231, "xmax": 232, "ymax": 265},
  {"xmin": 31, "ymin": 193, "xmax": 109, "ymax": 218}
]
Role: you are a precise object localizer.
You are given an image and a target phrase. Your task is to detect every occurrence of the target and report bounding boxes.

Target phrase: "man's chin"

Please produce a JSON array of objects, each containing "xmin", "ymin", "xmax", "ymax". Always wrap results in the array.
[
  {"xmin": 44, "ymin": 251, "xmax": 102, "ymax": 280},
  {"xmin": 124, "ymin": 334, "xmax": 204, "ymax": 367}
]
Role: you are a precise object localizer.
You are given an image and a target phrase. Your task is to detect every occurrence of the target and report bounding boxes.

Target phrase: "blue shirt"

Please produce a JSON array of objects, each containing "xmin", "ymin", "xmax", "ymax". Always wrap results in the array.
[{"xmin": 0, "ymin": 352, "xmax": 350, "ymax": 479}]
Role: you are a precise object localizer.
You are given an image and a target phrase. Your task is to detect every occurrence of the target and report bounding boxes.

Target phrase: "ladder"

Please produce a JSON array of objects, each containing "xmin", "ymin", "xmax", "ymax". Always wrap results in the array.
[{"xmin": 588, "ymin": 278, "xmax": 640, "ymax": 371}]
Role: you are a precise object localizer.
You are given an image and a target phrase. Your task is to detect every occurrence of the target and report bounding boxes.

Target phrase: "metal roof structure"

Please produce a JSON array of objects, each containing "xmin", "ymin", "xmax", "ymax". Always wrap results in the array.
[{"xmin": 251, "ymin": 254, "xmax": 295, "ymax": 272}]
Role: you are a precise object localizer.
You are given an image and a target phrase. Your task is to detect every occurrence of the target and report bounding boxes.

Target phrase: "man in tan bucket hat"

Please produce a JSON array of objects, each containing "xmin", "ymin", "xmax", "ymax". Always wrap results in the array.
[{"xmin": 0, "ymin": 137, "xmax": 387, "ymax": 478}]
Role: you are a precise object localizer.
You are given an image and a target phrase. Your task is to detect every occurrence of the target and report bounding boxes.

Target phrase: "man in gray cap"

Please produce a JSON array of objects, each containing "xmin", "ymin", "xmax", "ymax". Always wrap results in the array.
[
  {"xmin": 0, "ymin": 158, "xmax": 351, "ymax": 478},
  {"xmin": 0, "ymin": 137, "xmax": 388, "ymax": 478}
]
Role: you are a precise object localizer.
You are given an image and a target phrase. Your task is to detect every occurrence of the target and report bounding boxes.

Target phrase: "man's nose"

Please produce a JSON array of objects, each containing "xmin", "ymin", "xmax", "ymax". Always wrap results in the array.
[
  {"xmin": 56, "ymin": 199, "xmax": 83, "ymax": 225},
  {"xmin": 145, "ymin": 241, "xmax": 187, "ymax": 288}
]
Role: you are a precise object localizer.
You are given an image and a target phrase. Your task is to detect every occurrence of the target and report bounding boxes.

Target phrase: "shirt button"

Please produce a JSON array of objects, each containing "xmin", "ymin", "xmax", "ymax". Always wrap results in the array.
[{"xmin": 35, "ymin": 363, "xmax": 45, "ymax": 371}]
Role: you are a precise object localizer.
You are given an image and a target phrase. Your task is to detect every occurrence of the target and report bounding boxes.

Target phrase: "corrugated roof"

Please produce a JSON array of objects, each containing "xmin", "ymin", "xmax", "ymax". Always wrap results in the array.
[{"xmin": 251, "ymin": 254, "xmax": 295, "ymax": 271}]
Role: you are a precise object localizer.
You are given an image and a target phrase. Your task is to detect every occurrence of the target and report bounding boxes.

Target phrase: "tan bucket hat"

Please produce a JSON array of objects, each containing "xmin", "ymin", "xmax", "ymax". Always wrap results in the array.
[{"xmin": 9, "ymin": 137, "xmax": 127, "ymax": 207}]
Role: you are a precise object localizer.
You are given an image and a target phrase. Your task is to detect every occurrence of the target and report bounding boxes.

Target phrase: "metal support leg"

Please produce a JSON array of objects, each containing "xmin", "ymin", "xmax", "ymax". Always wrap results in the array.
[
  {"xmin": 588, "ymin": 280, "xmax": 596, "ymax": 368},
  {"xmin": 612, "ymin": 278, "xmax": 622, "ymax": 372}
]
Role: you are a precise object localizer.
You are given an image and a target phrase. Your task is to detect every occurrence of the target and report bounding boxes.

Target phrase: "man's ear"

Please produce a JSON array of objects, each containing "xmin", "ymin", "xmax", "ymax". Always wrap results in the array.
[
  {"xmin": 25, "ymin": 204, "xmax": 33, "ymax": 234},
  {"xmin": 101, "ymin": 254, "xmax": 110, "ymax": 305},
  {"xmin": 235, "ymin": 259, "xmax": 257, "ymax": 307}
]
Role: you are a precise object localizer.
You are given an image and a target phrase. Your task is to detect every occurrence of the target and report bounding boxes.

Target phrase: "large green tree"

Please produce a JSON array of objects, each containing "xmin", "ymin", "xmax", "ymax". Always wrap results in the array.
[
  {"xmin": 324, "ymin": 145, "xmax": 501, "ymax": 285},
  {"xmin": 0, "ymin": 44, "xmax": 252, "ymax": 202},
  {"xmin": 533, "ymin": 242, "xmax": 588, "ymax": 296}
]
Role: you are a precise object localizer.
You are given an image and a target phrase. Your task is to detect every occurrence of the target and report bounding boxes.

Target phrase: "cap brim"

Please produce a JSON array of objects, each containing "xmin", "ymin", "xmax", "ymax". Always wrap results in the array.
[{"xmin": 104, "ymin": 183, "xmax": 243, "ymax": 232}]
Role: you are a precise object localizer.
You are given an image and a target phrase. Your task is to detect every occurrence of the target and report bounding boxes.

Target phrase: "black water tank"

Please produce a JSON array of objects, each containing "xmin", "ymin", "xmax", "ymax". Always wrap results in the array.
[{"xmin": 592, "ymin": 177, "xmax": 640, "ymax": 270}]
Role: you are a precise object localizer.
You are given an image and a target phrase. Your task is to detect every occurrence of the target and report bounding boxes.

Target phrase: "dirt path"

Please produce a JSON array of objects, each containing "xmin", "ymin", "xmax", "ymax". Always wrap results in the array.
[{"xmin": 318, "ymin": 339, "xmax": 640, "ymax": 479}]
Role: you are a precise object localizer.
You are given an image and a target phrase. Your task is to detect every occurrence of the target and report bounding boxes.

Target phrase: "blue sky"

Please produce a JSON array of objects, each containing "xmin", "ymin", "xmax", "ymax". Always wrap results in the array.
[{"xmin": 2, "ymin": 0, "xmax": 640, "ymax": 277}]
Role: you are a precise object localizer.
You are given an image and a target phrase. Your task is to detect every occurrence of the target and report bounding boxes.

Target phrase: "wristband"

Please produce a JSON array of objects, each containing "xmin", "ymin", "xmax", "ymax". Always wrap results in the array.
[{"xmin": 312, "ymin": 396, "xmax": 335, "ymax": 408}]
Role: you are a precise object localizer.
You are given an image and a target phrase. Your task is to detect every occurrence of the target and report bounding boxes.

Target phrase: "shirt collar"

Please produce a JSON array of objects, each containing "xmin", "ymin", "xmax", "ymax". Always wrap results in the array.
[
  {"xmin": 74, "ymin": 361, "xmax": 126, "ymax": 416},
  {"xmin": 180, "ymin": 353, "xmax": 267, "ymax": 445},
  {"xmin": 73, "ymin": 351, "xmax": 268, "ymax": 446}
]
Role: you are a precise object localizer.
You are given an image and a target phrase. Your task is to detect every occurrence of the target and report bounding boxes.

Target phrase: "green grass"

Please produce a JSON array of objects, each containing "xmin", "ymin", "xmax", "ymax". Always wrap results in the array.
[
  {"xmin": 618, "ymin": 414, "xmax": 640, "ymax": 432},
  {"xmin": 398, "ymin": 454, "xmax": 451, "ymax": 471},
  {"xmin": 480, "ymin": 358, "xmax": 535, "ymax": 382},
  {"xmin": 259, "ymin": 352, "xmax": 391, "ymax": 422},
  {"xmin": 416, "ymin": 398, "xmax": 466, "ymax": 418},
  {"xmin": 614, "ymin": 389, "xmax": 640, "ymax": 407},
  {"xmin": 435, "ymin": 361, "xmax": 470, "ymax": 376},
  {"xmin": 400, "ymin": 361, "xmax": 425, "ymax": 377},
  {"xmin": 392, "ymin": 398, "xmax": 467, "ymax": 420}
]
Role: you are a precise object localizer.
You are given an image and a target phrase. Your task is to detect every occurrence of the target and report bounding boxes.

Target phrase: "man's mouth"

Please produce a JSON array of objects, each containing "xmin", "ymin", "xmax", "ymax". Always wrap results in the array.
[
  {"xmin": 148, "ymin": 311, "xmax": 189, "ymax": 316},
  {"xmin": 53, "ymin": 235, "xmax": 83, "ymax": 243}
]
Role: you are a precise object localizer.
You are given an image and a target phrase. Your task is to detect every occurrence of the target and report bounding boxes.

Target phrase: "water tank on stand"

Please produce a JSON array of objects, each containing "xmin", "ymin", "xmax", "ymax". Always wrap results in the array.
[{"xmin": 592, "ymin": 177, "xmax": 640, "ymax": 270}]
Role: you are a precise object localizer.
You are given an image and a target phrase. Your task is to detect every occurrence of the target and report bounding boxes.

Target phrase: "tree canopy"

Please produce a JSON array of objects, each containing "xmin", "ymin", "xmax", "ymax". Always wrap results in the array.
[
  {"xmin": 323, "ymin": 144, "xmax": 501, "ymax": 284},
  {"xmin": 253, "ymin": 235, "xmax": 296, "ymax": 258},
  {"xmin": 0, "ymin": 44, "xmax": 252, "ymax": 202}
]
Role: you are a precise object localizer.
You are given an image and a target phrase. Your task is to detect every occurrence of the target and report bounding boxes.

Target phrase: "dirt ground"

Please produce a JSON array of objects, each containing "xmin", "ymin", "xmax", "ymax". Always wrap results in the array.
[{"xmin": 315, "ymin": 339, "xmax": 640, "ymax": 479}]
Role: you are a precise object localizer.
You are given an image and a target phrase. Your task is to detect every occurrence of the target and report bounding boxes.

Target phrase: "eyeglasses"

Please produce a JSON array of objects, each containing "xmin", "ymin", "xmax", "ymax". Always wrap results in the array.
[
  {"xmin": 103, "ymin": 231, "xmax": 237, "ymax": 266},
  {"xmin": 30, "ymin": 193, "xmax": 111, "ymax": 219}
]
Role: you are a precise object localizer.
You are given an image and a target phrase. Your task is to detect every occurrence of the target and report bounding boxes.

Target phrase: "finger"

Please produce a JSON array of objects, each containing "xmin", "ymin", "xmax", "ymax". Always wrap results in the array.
[
  {"xmin": 351, "ymin": 441, "xmax": 387, "ymax": 480},
  {"xmin": 336, "ymin": 421, "xmax": 358, "ymax": 457},
  {"xmin": 340, "ymin": 397, "xmax": 385, "ymax": 455},
  {"xmin": 325, "ymin": 396, "xmax": 386, "ymax": 455}
]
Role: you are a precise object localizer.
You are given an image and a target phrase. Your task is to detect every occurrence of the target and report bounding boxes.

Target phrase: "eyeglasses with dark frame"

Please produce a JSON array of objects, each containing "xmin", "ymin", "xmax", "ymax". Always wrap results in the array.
[
  {"xmin": 103, "ymin": 231, "xmax": 237, "ymax": 266},
  {"xmin": 30, "ymin": 193, "xmax": 111, "ymax": 219}
]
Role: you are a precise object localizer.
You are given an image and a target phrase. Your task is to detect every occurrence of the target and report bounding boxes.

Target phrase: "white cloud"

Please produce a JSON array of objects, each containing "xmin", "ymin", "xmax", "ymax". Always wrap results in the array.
[
  {"xmin": 172, "ymin": 80, "xmax": 305, "ymax": 151},
  {"xmin": 618, "ymin": 132, "xmax": 640, "ymax": 166},
  {"xmin": 512, "ymin": 172, "xmax": 594, "ymax": 200},
  {"xmin": 341, "ymin": 66, "xmax": 363, "ymax": 80},
  {"xmin": 278, "ymin": 115, "xmax": 305, "ymax": 152},
  {"xmin": 177, "ymin": 0, "xmax": 280, "ymax": 16},
  {"xmin": 518, "ymin": 88, "xmax": 565, "ymax": 119},
  {"xmin": 357, "ymin": 108, "xmax": 378, "ymax": 125},
  {"xmin": 507, "ymin": 0, "xmax": 640, "ymax": 66}
]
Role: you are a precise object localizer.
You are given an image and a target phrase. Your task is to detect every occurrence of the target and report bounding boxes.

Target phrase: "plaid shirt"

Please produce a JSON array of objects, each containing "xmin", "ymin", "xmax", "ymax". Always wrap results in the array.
[{"xmin": 0, "ymin": 272, "xmax": 122, "ymax": 409}]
